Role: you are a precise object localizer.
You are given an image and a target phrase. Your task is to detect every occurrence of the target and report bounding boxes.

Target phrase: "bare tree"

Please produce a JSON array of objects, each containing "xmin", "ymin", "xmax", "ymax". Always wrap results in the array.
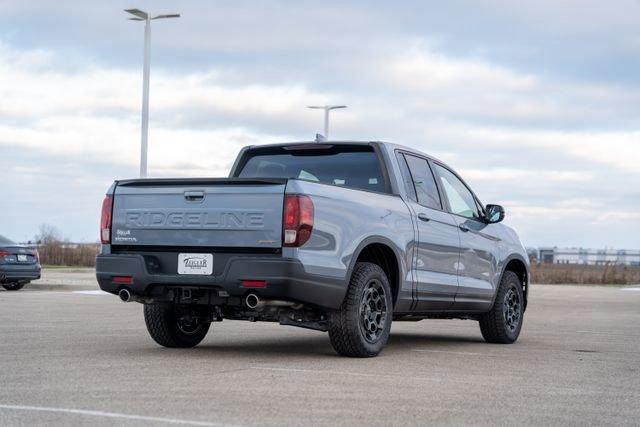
[
  {"xmin": 32, "ymin": 224, "xmax": 99, "ymax": 267},
  {"xmin": 34, "ymin": 224, "xmax": 62, "ymax": 245}
]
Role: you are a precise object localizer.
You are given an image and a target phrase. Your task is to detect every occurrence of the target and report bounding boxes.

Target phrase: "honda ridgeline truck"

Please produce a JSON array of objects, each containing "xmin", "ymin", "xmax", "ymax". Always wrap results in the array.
[{"xmin": 97, "ymin": 141, "xmax": 529, "ymax": 357}]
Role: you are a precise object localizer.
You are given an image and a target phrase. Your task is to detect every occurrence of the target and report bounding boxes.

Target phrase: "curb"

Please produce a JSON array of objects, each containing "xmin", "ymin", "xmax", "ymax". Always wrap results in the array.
[{"xmin": 21, "ymin": 283, "xmax": 99, "ymax": 292}]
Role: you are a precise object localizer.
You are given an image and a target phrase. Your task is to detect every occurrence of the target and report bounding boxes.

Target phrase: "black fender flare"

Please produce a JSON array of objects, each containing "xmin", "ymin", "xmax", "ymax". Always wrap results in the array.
[
  {"xmin": 346, "ymin": 236, "xmax": 404, "ymax": 276},
  {"xmin": 345, "ymin": 236, "xmax": 407, "ymax": 302},
  {"xmin": 491, "ymin": 253, "xmax": 530, "ymax": 311}
]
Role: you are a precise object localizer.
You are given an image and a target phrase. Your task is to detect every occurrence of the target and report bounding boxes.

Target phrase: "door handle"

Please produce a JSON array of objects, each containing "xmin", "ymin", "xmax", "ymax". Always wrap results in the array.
[
  {"xmin": 459, "ymin": 224, "xmax": 469, "ymax": 232},
  {"xmin": 184, "ymin": 191, "xmax": 205, "ymax": 202},
  {"xmin": 417, "ymin": 213, "xmax": 430, "ymax": 222}
]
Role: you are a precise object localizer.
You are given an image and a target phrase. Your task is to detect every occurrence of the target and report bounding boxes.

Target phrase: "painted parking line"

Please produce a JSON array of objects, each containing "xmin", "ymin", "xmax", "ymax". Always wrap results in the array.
[
  {"xmin": 249, "ymin": 366, "xmax": 582, "ymax": 394},
  {"xmin": 251, "ymin": 366, "xmax": 397, "ymax": 379},
  {"xmin": 72, "ymin": 290, "xmax": 109, "ymax": 295},
  {"xmin": 250, "ymin": 366, "xmax": 468, "ymax": 383},
  {"xmin": 0, "ymin": 404, "xmax": 236, "ymax": 426},
  {"xmin": 411, "ymin": 349, "xmax": 488, "ymax": 356},
  {"xmin": 621, "ymin": 287, "xmax": 640, "ymax": 291}
]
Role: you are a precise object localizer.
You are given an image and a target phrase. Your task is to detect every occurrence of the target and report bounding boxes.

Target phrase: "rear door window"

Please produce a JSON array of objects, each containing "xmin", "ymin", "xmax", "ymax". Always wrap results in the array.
[
  {"xmin": 402, "ymin": 154, "xmax": 442, "ymax": 210},
  {"xmin": 395, "ymin": 153, "xmax": 417, "ymax": 202}
]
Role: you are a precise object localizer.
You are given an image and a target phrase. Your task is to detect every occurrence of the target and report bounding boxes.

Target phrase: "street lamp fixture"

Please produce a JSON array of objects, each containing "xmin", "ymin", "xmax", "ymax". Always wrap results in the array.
[
  {"xmin": 125, "ymin": 9, "xmax": 180, "ymax": 178},
  {"xmin": 307, "ymin": 105, "xmax": 347, "ymax": 140}
]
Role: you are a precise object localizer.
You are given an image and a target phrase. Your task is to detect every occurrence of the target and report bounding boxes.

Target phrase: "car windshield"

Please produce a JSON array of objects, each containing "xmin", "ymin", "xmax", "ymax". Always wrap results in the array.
[
  {"xmin": 237, "ymin": 145, "xmax": 386, "ymax": 192},
  {"xmin": 0, "ymin": 234, "xmax": 16, "ymax": 245}
]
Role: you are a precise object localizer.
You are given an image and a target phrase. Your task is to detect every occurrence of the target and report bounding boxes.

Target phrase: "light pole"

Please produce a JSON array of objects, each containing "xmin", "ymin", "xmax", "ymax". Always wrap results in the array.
[
  {"xmin": 125, "ymin": 9, "xmax": 180, "ymax": 178},
  {"xmin": 307, "ymin": 105, "xmax": 347, "ymax": 140}
]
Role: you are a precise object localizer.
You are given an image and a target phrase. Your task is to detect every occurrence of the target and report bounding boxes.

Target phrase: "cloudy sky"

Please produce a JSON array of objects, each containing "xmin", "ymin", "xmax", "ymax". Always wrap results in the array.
[{"xmin": 1, "ymin": 0, "xmax": 639, "ymax": 248}]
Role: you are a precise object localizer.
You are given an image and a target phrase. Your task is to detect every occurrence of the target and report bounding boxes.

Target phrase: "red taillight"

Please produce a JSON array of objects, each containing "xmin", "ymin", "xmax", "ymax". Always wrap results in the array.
[
  {"xmin": 241, "ymin": 280, "xmax": 267, "ymax": 288},
  {"xmin": 0, "ymin": 251, "xmax": 9, "ymax": 258},
  {"xmin": 283, "ymin": 194, "xmax": 314, "ymax": 247},
  {"xmin": 100, "ymin": 195, "xmax": 113, "ymax": 244}
]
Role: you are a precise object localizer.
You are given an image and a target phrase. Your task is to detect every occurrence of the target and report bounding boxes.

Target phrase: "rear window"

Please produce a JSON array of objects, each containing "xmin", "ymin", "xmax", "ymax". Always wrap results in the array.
[
  {"xmin": 236, "ymin": 145, "xmax": 387, "ymax": 192},
  {"xmin": 0, "ymin": 235, "xmax": 16, "ymax": 245}
]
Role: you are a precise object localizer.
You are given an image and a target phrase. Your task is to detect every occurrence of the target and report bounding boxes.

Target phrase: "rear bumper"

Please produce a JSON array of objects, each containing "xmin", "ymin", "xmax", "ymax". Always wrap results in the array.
[
  {"xmin": 0, "ymin": 264, "xmax": 41, "ymax": 282},
  {"xmin": 96, "ymin": 254, "xmax": 347, "ymax": 310}
]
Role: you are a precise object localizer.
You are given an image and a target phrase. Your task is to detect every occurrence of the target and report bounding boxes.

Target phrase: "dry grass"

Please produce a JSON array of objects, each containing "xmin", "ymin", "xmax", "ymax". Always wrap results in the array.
[
  {"xmin": 531, "ymin": 263, "xmax": 640, "ymax": 285},
  {"xmin": 37, "ymin": 243, "xmax": 100, "ymax": 268},
  {"xmin": 34, "ymin": 241, "xmax": 640, "ymax": 285}
]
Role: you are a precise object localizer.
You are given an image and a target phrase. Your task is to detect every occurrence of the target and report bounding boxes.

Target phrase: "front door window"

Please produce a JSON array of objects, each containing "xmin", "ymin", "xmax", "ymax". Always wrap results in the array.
[{"xmin": 433, "ymin": 164, "xmax": 482, "ymax": 220}]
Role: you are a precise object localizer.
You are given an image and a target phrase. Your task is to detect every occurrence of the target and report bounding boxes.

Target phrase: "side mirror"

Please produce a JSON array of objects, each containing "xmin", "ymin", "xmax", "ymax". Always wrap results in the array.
[{"xmin": 485, "ymin": 204, "xmax": 505, "ymax": 224}]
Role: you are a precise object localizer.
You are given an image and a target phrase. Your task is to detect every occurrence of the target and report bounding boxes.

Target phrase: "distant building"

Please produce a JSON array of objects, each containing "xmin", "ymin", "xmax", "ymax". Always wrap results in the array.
[
  {"xmin": 536, "ymin": 247, "xmax": 640, "ymax": 266},
  {"xmin": 525, "ymin": 247, "xmax": 539, "ymax": 263}
]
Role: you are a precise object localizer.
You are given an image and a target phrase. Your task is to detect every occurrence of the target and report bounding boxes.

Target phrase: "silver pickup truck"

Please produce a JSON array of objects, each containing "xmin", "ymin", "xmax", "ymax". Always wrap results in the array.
[{"xmin": 97, "ymin": 141, "xmax": 529, "ymax": 357}]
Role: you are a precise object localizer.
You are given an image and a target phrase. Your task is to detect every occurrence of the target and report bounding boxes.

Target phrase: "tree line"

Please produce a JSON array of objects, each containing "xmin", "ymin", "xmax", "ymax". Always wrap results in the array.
[{"xmin": 32, "ymin": 224, "xmax": 99, "ymax": 267}]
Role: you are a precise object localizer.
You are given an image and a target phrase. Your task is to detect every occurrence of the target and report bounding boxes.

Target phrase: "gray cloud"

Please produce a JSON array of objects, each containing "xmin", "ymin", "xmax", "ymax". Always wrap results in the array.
[{"xmin": 0, "ymin": 1, "xmax": 638, "ymax": 248}]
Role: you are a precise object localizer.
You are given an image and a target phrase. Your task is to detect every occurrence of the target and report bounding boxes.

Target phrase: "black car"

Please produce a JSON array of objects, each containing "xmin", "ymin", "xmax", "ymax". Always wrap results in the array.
[{"xmin": 0, "ymin": 235, "xmax": 41, "ymax": 291}]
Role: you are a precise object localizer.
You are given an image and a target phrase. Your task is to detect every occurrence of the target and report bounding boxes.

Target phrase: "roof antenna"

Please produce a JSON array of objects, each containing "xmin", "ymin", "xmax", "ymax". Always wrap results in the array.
[{"xmin": 315, "ymin": 133, "xmax": 327, "ymax": 143}]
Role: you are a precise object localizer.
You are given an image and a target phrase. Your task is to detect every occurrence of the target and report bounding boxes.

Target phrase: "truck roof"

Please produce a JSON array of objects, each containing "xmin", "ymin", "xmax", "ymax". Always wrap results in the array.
[{"xmin": 241, "ymin": 140, "xmax": 448, "ymax": 166}]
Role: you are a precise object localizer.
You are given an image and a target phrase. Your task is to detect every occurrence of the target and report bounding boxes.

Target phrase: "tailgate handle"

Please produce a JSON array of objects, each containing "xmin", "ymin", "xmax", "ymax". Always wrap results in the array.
[{"xmin": 184, "ymin": 190, "xmax": 205, "ymax": 202}]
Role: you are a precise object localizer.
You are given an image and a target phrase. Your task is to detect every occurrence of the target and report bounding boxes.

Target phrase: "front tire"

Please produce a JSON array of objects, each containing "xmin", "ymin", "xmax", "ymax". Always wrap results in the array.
[
  {"xmin": 328, "ymin": 262, "xmax": 393, "ymax": 357},
  {"xmin": 144, "ymin": 303, "xmax": 210, "ymax": 348},
  {"xmin": 479, "ymin": 271, "xmax": 524, "ymax": 344},
  {"xmin": 2, "ymin": 282, "xmax": 26, "ymax": 291}
]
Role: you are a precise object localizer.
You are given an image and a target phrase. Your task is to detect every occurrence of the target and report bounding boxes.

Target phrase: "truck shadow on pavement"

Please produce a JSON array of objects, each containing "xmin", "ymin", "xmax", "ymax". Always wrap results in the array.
[
  {"xmin": 388, "ymin": 332, "xmax": 484, "ymax": 346},
  {"xmin": 111, "ymin": 331, "xmax": 486, "ymax": 359}
]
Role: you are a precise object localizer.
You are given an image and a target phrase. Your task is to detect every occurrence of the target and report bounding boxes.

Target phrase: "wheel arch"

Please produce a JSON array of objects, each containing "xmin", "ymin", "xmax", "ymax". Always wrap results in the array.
[
  {"xmin": 347, "ymin": 236, "xmax": 404, "ymax": 307},
  {"xmin": 498, "ymin": 254, "xmax": 530, "ymax": 311}
]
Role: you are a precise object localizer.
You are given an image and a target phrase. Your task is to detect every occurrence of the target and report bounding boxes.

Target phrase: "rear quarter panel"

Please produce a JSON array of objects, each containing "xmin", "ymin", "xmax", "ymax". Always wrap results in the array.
[{"xmin": 284, "ymin": 180, "xmax": 415, "ymax": 307}]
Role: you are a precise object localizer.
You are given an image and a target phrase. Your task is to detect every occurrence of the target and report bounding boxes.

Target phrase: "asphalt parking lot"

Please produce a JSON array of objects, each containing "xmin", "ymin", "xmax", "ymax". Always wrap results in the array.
[{"xmin": 1, "ymin": 278, "xmax": 639, "ymax": 426}]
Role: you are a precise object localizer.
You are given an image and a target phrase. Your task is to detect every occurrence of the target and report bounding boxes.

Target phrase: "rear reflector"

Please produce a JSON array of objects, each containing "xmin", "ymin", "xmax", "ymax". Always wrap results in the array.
[
  {"xmin": 112, "ymin": 276, "xmax": 133, "ymax": 284},
  {"xmin": 241, "ymin": 280, "xmax": 267, "ymax": 288}
]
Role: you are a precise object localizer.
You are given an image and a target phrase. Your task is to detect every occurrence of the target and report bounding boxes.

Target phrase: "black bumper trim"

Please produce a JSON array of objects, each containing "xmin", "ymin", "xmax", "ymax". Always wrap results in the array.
[
  {"xmin": 96, "ymin": 254, "xmax": 347, "ymax": 310},
  {"xmin": 0, "ymin": 269, "xmax": 41, "ymax": 282}
]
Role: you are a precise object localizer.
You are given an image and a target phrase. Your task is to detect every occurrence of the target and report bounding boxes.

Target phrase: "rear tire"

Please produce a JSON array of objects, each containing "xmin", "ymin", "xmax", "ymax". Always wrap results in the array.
[
  {"xmin": 328, "ymin": 262, "xmax": 393, "ymax": 357},
  {"xmin": 2, "ymin": 282, "xmax": 26, "ymax": 291},
  {"xmin": 479, "ymin": 271, "xmax": 524, "ymax": 344},
  {"xmin": 144, "ymin": 303, "xmax": 210, "ymax": 348}
]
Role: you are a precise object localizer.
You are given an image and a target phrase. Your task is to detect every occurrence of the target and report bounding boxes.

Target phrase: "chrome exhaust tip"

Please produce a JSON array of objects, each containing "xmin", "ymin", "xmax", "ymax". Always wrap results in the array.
[
  {"xmin": 245, "ymin": 293, "xmax": 260, "ymax": 309},
  {"xmin": 118, "ymin": 288, "xmax": 132, "ymax": 303}
]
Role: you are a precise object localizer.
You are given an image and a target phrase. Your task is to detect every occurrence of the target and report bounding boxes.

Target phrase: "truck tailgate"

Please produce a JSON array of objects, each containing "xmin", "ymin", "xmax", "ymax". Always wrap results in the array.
[{"xmin": 111, "ymin": 178, "xmax": 286, "ymax": 248}]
